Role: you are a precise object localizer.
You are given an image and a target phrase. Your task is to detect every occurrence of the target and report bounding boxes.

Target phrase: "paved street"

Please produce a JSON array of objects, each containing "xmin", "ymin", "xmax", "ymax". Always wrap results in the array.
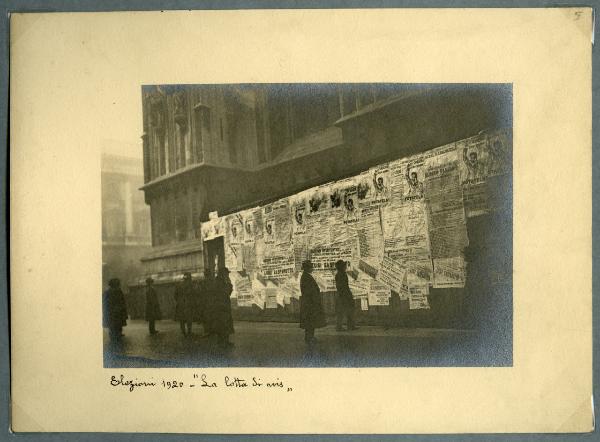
[{"xmin": 104, "ymin": 320, "xmax": 508, "ymax": 367}]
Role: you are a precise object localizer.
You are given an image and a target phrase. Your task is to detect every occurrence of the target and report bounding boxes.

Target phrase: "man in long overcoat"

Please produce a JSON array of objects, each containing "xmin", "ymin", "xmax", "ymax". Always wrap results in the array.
[
  {"xmin": 103, "ymin": 278, "xmax": 128, "ymax": 340},
  {"xmin": 145, "ymin": 277, "xmax": 161, "ymax": 335},
  {"xmin": 174, "ymin": 272, "xmax": 197, "ymax": 337},
  {"xmin": 334, "ymin": 260, "xmax": 356, "ymax": 331},
  {"xmin": 210, "ymin": 267, "xmax": 235, "ymax": 348},
  {"xmin": 299, "ymin": 260, "xmax": 326, "ymax": 344}
]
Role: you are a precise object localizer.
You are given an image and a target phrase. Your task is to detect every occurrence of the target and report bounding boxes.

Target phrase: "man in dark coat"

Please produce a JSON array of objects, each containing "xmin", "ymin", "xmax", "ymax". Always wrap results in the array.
[
  {"xmin": 335, "ymin": 260, "xmax": 357, "ymax": 331},
  {"xmin": 102, "ymin": 278, "xmax": 128, "ymax": 340},
  {"xmin": 145, "ymin": 277, "xmax": 161, "ymax": 335},
  {"xmin": 210, "ymin": 267, "xmax": 235, "ymax": 348},
  {"xmin": 174, "ymin": 272, "xmax": 197, "ymax": 337},
  {"xmin": 299, "ymin": 260, "xmax": 326, "ymax": 344}
]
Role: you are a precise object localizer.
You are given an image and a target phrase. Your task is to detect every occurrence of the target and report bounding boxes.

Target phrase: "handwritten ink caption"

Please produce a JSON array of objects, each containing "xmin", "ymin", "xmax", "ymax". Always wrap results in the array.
[{"xmin": 110, "ymin": 373, "xmax": 293, "ymax": 393}]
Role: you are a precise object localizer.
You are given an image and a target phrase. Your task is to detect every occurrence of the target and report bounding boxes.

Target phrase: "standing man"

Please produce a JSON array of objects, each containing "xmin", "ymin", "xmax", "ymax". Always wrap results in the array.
[
  {"xmin": 299, "ymin": 260, "xmax": 326, "ymax": 345},
  {"xmin": 174, "ymin": 272, "xmax": 197, "ymax": 337},
  {"xmin": 145, "ymin": 277, "xmax": 161, "ymax": 335},
  {"xmin": 102, "ymin": 278, "xmax": 128, "ymax": 341},
  {"xmin": 335, "ymin": 260, "xmax": 357, "ymax": 331},
  {"xmin": 212, "ymin": 267, "xmax": 235, "ymax": 348}
]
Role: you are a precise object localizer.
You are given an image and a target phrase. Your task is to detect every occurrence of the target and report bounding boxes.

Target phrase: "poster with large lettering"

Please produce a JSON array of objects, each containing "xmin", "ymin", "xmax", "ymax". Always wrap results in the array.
[
  {"xmin": 376, "ymin": 256, "xmax": 407, "ymax": 294},
  {"xmin": 356, "ymin": 203, "xmax": 384, "ymax": 268},
  {"xmin": 306, "ymin": 185, "xmax": 332, "ymax": 249},
  {"xmin": 273, "ymin": 198, "xmax": 292, "ymax": 245},
  {"xmin": 382, "ymin": 199, "xmax": 430, "ymax": 259},
  {"xmin": 368, "ymin": 279, "xmax": 391, "ymax": 306},
  {"xmin": 260, "ymin": 255, "xmax": 296, "ymax": 281},
  {"xmin": 408, "ymin": 285, "xmax": 430, "ymax": 310},
  {"xmin": 433, "ymin": 256, "xmax": 466, "ymax": 288},
  {"xmin": 423, "ymin": 143, "xmax": 469, "ymax": 259},
  {"xmin": 234, "ymin": 275, "xmax": 253, "ymax": 307}
]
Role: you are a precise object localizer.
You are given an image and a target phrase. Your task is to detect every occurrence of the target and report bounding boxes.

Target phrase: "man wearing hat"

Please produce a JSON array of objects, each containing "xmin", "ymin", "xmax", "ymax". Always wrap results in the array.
[
  {"xmin": 299, "ymin": 260, "xmax": 326, "ymax": 345},
  {"xmin": 102, "ymin": 278, "xmax": 128, "ymax": 341},
  {"xmin": 145, "ymin": 277, "xmax": 161, "ymax": 335},
  {"xmin": 175, "ymin": 272, "xmax": 198, "ymax": 337}
]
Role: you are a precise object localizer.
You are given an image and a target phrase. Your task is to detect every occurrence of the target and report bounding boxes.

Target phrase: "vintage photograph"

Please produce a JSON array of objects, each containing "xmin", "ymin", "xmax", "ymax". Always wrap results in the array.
[{"xmin": 102, "ymin": 83, "xmax": 513, "ymax": 368}]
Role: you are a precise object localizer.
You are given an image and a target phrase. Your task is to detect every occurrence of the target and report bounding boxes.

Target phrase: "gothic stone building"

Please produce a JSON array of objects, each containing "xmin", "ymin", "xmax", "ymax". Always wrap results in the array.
[{"xmin": 129, "ymin": 83, "xmax": 512, "ymax": 327}]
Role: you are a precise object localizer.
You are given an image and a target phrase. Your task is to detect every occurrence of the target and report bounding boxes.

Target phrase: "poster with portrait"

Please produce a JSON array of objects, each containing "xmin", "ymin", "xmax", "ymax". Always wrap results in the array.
[
  {"xmin": 226, "ymin": 213, "xmax": 244, "ymax": 245},
  {"xmin": 242, "ymin": 208, "xmax": 259, "ymax": 244},
  {"xmin": 356, "ymin": 171, "xmax": 373, "ymax": 208},
  {"xmin": 262, "ymin": 203, "xmax": 274, "ymax": 242},
  {"xmin": 341, "ymin": 179, "xmax": 360, "ymax": 224},
  {"xmin": 370, "ymin": 164, "xmax": 391, "ymax": 206},
  {"xmin": 290, "ymin": 192, "xmax": 308, "ymax": 237},
  {"xmin": 403, "ymin": 156, "xmax": 425, "ymax": 201}
]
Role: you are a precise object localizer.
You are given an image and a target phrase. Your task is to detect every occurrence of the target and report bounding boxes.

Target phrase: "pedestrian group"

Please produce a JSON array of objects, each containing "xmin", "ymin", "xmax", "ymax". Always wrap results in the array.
[{"xmin": 103, "ymin": 259, "xmax": 358, "ymax": 349}]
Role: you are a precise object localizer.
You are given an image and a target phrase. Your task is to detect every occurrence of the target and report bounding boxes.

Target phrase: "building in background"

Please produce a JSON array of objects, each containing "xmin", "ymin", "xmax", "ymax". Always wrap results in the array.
[
  {"xmin": 102, "ymin": 153, "xmax": 152, "ymax": 290},
  {"xmin": 130, "ymin": 84, "xmax": 512, "ymax": 326}
]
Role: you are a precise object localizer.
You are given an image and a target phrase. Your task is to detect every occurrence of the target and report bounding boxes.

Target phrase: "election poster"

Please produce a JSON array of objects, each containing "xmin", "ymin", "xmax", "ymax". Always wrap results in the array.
[
  {"xmin": 348, "ymin": 271, "xmax": 370, "ymax": 299},
  {"xmin": 408, "ymin": 285, "xmax": 430, "ymax": 310},
  {"xmin": 242, "ymin": 208, "xmax": 259, "ymax": 244},
  {"xmin": 356, "ymin": 204, "xmax": 384, "ymax": 267},
  {"xmin": 235, "ymin": 276, "xmax": 253, "ymax": 307},
  {"xmin": 290, "ymin": 192, "xmax": 308, "ymax": 237},
  {"xmin": 458, "ymin": 135, "xmax": 489, "ymax": 217},
  {"xmin": 458, "ymin": 129, "xmax": 512, "ymax": 217},
  {"xmin": 403, "ymin": 156, "xmax": 425, "ymax": 201},
  {"xmin": 368, "ymin": 279, "xmax": 391, "ymax": 306},
  {"xmin": 227, "ymin": 213, "xmax": 244, "ymax": 245},
  {"xmin": 260, "ymin": 255, "xmax": 296, "ymax": 281},
  {"xmin": 486, "ymin": 129, "xmax": 511, "ymax": 177},
  {"xmin": 307, "ymin": 185, "xmax": 330, "ymax": 215},
  {"xmin": 224, "ymin": 243, "xmax": 243, "ymax": 272},
  {"xmin": 382, "ymin": 198, "xmax": 430, "ymax": 259},
  {"xmin": 310, "ymin": 245, "xmax": 354, "ymax": 273},
  {"xmin": 251, "ymin": 276, "xmax": 266, "ymax": 309},
  {"xmin": 423, "ymin": 144, "xmax": 469, "ymax": 259},
  {"xmin": 265, "ymin": 286, "xmax": 279, "ymax": 309},
  {"xmin": 433, "ymin": 256, "xmax": 466, "ymax": 288},
  {"xmin": 376, "ymin": 256, "xmax": 407, "ymax": 294},
  {"xmin": 370, "ymin": 164, "xmax": 391, "ymax": 206},
  {"xmin": 356, "ymin": 171, "xmax": 373, "ymax": 208},
  {"xmin": 262, "ymin": 198, "xmax": 291, "ymax": 246},
  {"xmin": 341, "ymin": 179, "xmax": 360, "ymax": 224},
  {"xmin": 241, "ymin": 243, "xmax": 258, "ymax": 272}
]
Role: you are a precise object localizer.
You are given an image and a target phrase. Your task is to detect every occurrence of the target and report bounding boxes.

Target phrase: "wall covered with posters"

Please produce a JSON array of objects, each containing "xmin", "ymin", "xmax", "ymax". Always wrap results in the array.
[{"xmin": 200, "ymin": 128, "xmax": 512, "ymax": 320}]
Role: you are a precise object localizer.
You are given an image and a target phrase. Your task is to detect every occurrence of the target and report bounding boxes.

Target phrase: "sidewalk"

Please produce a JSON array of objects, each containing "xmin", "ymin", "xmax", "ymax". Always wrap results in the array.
[{"xmin": 104, "ymin": 320, "xmax": 493, "ymax": 368}]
